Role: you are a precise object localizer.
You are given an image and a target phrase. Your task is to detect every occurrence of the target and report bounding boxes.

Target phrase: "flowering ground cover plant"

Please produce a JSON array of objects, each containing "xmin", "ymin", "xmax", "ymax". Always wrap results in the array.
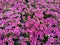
[{"xmin": 0, "ymin": 0, "xmax": 60, "ymax": 45}]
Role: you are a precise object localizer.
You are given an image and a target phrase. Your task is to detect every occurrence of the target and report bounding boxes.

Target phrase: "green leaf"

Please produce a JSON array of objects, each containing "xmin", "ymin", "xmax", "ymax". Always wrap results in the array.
[
  {"xmin": 12, "ymin": 38, "xmax": 19, "ymax": 42},
  {"xmin": 23, "ymin": 33, "xmax": 29, "ymax": 38},
  {"xmin": 26, "ymin": 33, "xmax": 29, "ymax": 38},
  {"xmin": 14, "ymin": 41, "xmax": 21, "ymax": 45},
  {"xmin": 24, "ymin": 13, "xmax": 29, "ymax": 20},
  {"xmin": 20, "ymin": 33, "xmax": 29, "ymax": 38},
  {"xmin": 43, "ymin": 14, "xmax": 55, "ymax": 19},
  {"xmin": 42, "ymin": 35, "xmax": 48, "ymax": 44},
  {"xmin": 58, "ymin": 23, "xmax": 60, "ymax": 27},
  {"xmin": 6, "ymin": 32, "xmax": 13, "ymax": 38},
  {"xmin": 27, "ymin": 4, "xmax": 30, "ymax": 8},
  {"xmin": 31, "ymin": 3, "xmax": 36, "ymax": 8},
  {"xmin": 18, "ymin": 24, "xmax": 22, "ymax": 27},
  {"xmin": 31, "ymin": 12, "xmax": 34, "ymax": 18},
  {"xmin": 6, "ymin": 33, "xmax": 11, "ymax": 38}
]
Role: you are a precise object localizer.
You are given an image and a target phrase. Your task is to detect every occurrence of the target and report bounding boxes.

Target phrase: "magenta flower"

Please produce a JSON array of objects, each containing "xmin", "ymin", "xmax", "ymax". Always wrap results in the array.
[{"xmin": 0, "ymin": 0, "xmax": 60, "ymax": 45}]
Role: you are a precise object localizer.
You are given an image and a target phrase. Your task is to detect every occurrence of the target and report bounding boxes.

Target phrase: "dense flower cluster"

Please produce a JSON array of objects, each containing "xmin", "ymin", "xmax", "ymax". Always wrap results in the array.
[{"xmin": 0, "ymin": 0, "xmax": 60, "ymax": 45}]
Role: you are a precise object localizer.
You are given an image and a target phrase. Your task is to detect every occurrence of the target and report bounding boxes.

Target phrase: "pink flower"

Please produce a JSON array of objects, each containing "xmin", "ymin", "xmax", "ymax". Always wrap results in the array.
[
  {"xmin": 13, "ymin": 26, "xmax": 20, "ymax": 35},
  {"xmin": 48, "ymin": 37, "xmax": 54, "ymax": 42}
]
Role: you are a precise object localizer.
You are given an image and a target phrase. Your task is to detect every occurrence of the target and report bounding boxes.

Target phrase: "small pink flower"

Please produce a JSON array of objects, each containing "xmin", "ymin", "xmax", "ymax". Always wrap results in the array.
[{"xmin": 48, "ymin": 37, "xmax": 54, "ymax": 42}]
